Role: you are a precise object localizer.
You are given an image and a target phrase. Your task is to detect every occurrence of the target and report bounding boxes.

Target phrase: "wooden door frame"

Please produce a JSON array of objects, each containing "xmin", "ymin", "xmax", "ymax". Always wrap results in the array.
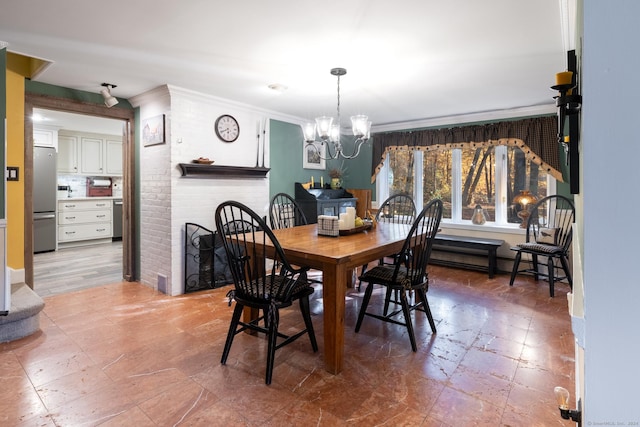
[{"xmin": 24, "ymin": 93, "xmax": 136, "ymax": 287}]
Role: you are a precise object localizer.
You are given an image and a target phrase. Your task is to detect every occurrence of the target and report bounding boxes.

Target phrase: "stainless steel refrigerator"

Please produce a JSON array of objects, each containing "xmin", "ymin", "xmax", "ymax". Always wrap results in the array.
[{"xmin": 34, "ymin": 146, "xmax": 57, "ymax": 253}]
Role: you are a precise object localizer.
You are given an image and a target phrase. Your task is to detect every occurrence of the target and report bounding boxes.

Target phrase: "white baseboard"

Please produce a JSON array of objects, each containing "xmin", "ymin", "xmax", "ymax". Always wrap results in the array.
[{"xmin": 9, "ymin": 268, "xmax": 25, "ymax": 284}]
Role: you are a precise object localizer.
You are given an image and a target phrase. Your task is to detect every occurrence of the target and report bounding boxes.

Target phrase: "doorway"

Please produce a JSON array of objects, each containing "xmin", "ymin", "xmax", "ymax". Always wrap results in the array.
[
  {"xmin": 32, "ymin": 109, "xmax": 126, "ymax": 296},
  {"xmin": 24, "ymin": 94, "xmax": 136, "ymax": 291}
]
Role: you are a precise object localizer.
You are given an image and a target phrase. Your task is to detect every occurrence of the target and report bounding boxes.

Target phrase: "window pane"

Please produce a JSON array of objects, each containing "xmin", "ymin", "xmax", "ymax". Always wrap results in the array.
[
  {"xmin": 388, "ymin": 150, "xmax": 414, "ymax": 197},
  {"xmin": 460, "ymin": 146, "xmax": 495, "ymax": 221},
  {"xmin": 422, "ymin": 150, "xmax": 452, "ymax": 219},
  {"xmin": 507, "ymin": 146, "xmax": 548, "ymax": 225}
]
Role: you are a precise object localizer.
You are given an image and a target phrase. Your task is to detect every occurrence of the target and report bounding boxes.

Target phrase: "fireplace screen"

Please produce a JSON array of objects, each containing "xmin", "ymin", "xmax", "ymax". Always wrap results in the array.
[{"xmin": 184, "ymin": 222, "xmax": 233, "ymax": 293}]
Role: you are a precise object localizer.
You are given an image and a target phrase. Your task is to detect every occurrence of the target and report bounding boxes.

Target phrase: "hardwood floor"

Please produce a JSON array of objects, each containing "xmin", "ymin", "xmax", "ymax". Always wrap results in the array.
[
  {"xmin": 33, "ymin": 241, "xmax": 123, "ymax": 297},
  {"xmin": 1, "ymin": 266, "xmax": 575, "ymax": 426}
]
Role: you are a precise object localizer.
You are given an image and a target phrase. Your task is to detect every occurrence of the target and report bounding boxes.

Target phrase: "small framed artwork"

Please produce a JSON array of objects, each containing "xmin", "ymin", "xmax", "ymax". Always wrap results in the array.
[
  {"xmin": 303, "ymin": 142, "xmax": 326, "ymax": 170},
  {"xmin": 142, "ymin": 114, "xmax": 166, "ymax": 146}
]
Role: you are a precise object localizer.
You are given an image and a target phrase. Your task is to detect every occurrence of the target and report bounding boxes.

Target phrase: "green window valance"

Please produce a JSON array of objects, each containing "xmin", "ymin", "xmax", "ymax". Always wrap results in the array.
[{"xmin": 371, "ymin": 115, "xmax": 562, "ymax": 183}]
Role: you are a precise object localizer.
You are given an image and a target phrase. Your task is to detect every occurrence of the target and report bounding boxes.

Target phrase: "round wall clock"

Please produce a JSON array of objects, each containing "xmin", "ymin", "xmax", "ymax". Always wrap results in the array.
[{"xmin": 215, "ymin": 114, "xmax": 240, "ymax": 142}]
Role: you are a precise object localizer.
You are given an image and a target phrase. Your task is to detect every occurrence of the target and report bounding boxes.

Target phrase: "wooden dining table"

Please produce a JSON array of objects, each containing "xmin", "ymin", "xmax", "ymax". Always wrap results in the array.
[{"xmin": 259, "ymin": 222, "xmax": 413, "ymax": 375}]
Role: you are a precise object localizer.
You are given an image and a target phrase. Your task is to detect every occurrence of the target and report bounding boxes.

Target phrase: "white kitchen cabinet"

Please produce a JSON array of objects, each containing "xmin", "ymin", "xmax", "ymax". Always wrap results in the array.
[
  {"xmin": 57, "ymin": 134, "xmax": 79, "ymax": 173},
  {"xmin": 33, "ymin": 127, "xmax": 58, "ymax": 149},
  {"xmin": 80, "ymin": 137, "xmax": 104, "ymax": 174},
  {"xmin": 58, "ymin": 199, "xmax": 112, "ymax": 245},
  {"xmin": 57, "ymin": 131, "xmax": 122, "ymax": 176},
  {"xmin": 105, "ymin": 139, "xmax": 123, "ymax": 175}
]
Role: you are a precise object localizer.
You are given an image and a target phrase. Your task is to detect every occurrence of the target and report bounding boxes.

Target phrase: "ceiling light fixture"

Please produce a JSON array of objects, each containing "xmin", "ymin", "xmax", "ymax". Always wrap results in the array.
[
  {"xmin": 100, "ymin": 83, "xmax": 119, "ymax": 108},
  {"xmin": 301, "ymin": 68, "xmax": 371, "ymax": 160},
  {"xmin": 268, "ymin": 83, "xmax": 288, "ymax": 93}
]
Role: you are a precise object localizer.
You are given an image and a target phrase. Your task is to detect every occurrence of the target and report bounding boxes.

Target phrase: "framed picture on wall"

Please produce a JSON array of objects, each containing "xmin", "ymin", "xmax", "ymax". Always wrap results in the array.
[
  {"xmin": 303, "ymin": 142, "xmax": 326, "ymax": 170},
  {"xmin": 142, "ymin": 114, "xmax": 165, "ymax": 146}
]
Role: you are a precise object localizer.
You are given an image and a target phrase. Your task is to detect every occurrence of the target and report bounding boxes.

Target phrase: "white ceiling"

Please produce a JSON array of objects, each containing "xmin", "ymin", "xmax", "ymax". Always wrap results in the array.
[{"xmin": 1, "ymin": 1, "xmax": 573, "ymax": 131}]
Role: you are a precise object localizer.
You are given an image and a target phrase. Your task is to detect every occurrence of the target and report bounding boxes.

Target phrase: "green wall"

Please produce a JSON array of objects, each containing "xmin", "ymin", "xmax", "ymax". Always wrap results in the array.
[
  {"xmin": 269, "ymin": 119, "xmax": 303, "ymax": 196},
  {"xmin": 25, "ymin": 80, "xmax": 133, "ymax": 109},
  {"xmin": 326, "ymin": 137, "xmax": 375, "ymax": 194},
  {"xmin": 268, "ymin": 119, "xmax": 376, "ymax": 199}
]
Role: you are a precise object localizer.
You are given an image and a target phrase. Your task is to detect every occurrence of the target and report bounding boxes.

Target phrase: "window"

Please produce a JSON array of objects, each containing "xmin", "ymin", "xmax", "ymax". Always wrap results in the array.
[{"xmin": 379, "ymin": 145, "xmax": 553, "ymax": 227}]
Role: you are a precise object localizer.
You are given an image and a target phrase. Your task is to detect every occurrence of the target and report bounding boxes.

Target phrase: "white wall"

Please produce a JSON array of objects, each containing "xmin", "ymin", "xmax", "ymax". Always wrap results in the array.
[{"xmin": 582, "ymin": 0, "xmax": 640, "ymax": 422}]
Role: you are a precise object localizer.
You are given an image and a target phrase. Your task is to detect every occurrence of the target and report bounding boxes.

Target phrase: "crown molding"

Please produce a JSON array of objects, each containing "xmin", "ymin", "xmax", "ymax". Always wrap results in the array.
[{"xmin": 371, "ymin": 104, "xmax": 557, "ymax": 133}]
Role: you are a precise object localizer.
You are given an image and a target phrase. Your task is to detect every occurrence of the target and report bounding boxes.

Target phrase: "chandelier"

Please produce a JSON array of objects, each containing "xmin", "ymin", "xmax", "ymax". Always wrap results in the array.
[{"xmin": 301, "ymin": 68, "xmax": 372, "ymax": 160}]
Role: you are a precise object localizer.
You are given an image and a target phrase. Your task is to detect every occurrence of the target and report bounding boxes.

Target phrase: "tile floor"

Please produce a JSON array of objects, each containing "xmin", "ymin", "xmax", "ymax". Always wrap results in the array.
[
  {"xmin": 33, "ymin": 241, "xmax": 123, "ymax": 297},
  {"xmin": 0, "ymin": 266, "xmax": 575, "ymax": 426}
]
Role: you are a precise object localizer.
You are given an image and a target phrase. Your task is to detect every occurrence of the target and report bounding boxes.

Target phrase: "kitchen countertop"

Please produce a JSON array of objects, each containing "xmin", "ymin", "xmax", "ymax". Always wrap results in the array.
[{"xmin": 58, "ymin": 196, "xmax": 122, "ymax": 201}]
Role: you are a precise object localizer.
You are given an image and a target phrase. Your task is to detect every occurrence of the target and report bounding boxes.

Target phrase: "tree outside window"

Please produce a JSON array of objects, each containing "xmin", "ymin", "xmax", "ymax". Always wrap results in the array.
[{"xmin": 384, "ymin": 145, "xmax": 549, "ymax": 226}]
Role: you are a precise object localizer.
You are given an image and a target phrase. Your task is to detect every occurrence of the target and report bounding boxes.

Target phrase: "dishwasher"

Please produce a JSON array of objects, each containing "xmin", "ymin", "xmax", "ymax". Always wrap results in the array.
[{"xmin": 113, "ymin": 199, "xmax": 123, "ymax": 241}]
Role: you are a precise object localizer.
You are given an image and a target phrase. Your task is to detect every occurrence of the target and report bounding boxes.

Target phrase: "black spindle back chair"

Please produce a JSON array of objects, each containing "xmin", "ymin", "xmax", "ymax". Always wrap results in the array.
[
  {"xmin": 357, "ymin": 194, "xmax": 416, "ymax": 290},
  {"xmin": 269, "ymin": 192, "xmax": 308, "ymax": 230},
  {"xmin": 355, "ymin": 198, "xmax": 443, "ymax": 352},
  {"xmin": 215, "ymin": 201, "xmax": 318, "ymax": 384},
  {"xmin": 509, "ymin": 194, "xmax": 575, "ymax": 297}
]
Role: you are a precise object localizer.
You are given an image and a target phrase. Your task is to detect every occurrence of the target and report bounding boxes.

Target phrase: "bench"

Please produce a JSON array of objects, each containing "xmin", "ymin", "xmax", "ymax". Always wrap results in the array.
[{"xmin": 430, "ymin": 234, "xmax": 505, "ymax": 278}]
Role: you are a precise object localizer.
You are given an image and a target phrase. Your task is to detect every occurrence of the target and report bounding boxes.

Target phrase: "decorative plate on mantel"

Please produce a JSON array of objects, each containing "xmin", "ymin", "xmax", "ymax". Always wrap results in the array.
[{"xmin": 192, "ymin": 158, "xmax": 214, "ymax": 165}]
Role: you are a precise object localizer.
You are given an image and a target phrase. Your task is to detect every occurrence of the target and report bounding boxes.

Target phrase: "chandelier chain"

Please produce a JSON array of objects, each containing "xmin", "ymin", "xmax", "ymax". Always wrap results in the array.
[{"xmin": 336, "ymin": 73, "xmax": 341, "ymax": 130}]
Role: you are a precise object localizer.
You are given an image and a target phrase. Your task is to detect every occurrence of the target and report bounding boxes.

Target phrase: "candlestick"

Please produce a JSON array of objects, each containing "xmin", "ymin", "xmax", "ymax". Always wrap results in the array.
[
  {"xmin": 261, "ymin": 118, "xmax": 266, "ymax": 167},
  {"xmin": 255, "ymin": 120, "xmax": 261, "ymax": 167},
  {"xmin": 320, "ymin": 176, "xmax": 324, "ymax": 187},
  {"xmin": 311, "ymin": 176, "xmax": 314, "ymax": 186}
]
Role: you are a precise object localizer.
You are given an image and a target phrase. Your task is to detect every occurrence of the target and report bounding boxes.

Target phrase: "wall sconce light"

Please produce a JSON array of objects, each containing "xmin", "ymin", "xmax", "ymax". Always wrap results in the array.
[
  {"xmin": 551, "ymin": 71, "xmax": 581, "ymax": 148},
  {"xmin": 554, "ymin": 386, "xmax": 582, "ymax": 426},
  {"xmin": 513, "ymin": 190, "xmax": 537, "ymax": 228},
  {"xmin": 100, "ymin": 83, "xmax": 119, "ymax": 108}
]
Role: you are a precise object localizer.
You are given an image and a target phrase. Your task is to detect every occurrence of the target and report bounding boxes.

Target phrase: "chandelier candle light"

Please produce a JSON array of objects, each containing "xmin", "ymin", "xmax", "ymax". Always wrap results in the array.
[{"xmin": 302, "ymin": 68, "xmax": 372, "ymax": 160}]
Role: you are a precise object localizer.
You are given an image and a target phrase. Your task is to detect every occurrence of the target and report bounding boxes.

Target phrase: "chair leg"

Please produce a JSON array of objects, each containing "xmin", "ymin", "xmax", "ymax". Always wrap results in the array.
[
  {"xmin": 416, "ymin": 288, "xmax": 437, "ymax": 333},
  {"xmin": 532, "ymin": 254, "xmax": 540, "ymax": 281},
  {"xmin": 357, "ymin": 263, "xmax": 368, "ymax": 291},
  {"xmin": 299, "ymin": 296, "xmax": 318, "ymax": 352},
  {"xmin": 560, "ymin": 256, "xmax": 573, "ymax": 289},
  {"xmin": 355, "ymin": 280, "xmax": 375, "ymax": 332},
  {"xmin": 265, "ymin": 307, "xmax": 279, "ymax": 385},
  {"xmin": 383, "ymin": 286, "xmax": 394, "ymax": 315},
  {"xmin": 400, "ymin": 291, "xmax": 417, "ymax": 352},
  {"xmin": 221, "ymin": 302, "xmax": 244, "ymax": 364},
  {"xmin": 547, "ymin": 256, "xmax": 555, "ymax": 298},
  {"xmin": 509, "ymin": 252, "xmax": 522, "ymax": 286}
]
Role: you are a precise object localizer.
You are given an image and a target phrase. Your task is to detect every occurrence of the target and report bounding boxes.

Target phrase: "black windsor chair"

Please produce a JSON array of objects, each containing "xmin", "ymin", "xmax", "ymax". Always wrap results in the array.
[
  {"xmin": 215, "ymin": 201, "xmax": 318, "ymax": 385},
  {"xmin": 357, "ymin": 194, "xmax": 416, "ymax": 291},
  {"xmin": 509, "ymin": 194, "xmax": 575, "ymax": 297},
  {"xmin": 355, "ymin": 198, "xmax": 443, "ymax": 352}
]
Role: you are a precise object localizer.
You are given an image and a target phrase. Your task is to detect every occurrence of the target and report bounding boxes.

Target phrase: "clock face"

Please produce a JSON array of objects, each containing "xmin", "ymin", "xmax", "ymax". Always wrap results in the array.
[{"xmin": 215, "ymin": 115, "xmax": 240, "ymax": 142}]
